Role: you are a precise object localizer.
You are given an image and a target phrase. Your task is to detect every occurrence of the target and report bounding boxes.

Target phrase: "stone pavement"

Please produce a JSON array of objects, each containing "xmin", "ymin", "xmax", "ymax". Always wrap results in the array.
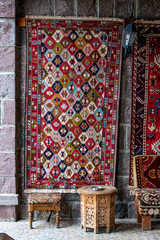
[{"xmin": 1, "ymin": 219, "xmax": 160, "ymax": 240}]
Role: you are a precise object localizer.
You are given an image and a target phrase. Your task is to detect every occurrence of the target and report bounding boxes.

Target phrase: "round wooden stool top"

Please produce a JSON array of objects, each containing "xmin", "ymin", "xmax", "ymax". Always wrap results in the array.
[{"xmin": 77, "ymin": 185, "xmax": 117, "ymax": 195}]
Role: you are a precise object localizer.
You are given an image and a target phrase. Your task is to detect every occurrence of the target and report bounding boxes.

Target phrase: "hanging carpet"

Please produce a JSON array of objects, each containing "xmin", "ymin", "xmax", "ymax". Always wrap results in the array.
[
  {"xmin": 25, "ymin": 17, "xmax": 123, "ymax": 189},
  {"xmin": 130, "ymin": 20, "xmax": 160, "ymax": 186}
]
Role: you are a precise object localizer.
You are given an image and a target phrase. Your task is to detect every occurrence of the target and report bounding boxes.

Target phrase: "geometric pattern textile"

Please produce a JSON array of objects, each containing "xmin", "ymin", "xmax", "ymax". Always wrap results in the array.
[
  {"xmin": 133, "ymin": 155, "xmax": 160, "ymax": 188},
  {"xmin": 25, "ymin": 17, "xmax": 124, "ymax": 189},
  {"xmin": 130, "ymin": 20, "xmax": 160, "ymax": 186}
]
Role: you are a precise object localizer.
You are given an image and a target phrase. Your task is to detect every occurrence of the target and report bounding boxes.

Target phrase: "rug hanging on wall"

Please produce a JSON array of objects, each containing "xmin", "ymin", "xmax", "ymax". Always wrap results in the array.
[
  {"xmin": 130, "ymin": 20, "xmax": 160, "ymax": 186},
  {"xmin": 133, "ymin": 155, "xmax": 160, "ymax": 188},
  {"xmin": 25, "ymin": 16, "xmax": 124, "ymax": 189}
]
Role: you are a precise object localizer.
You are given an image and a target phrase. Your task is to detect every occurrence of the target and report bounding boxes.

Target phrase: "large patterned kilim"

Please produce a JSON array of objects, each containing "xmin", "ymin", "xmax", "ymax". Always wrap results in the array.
[
  {"xmin": 25, "ymin": 17, "xmax": 123, "ymax": 189},
  {"xmin": 130, "ymin": 20, "xmax": 160, "ymax": 186}
]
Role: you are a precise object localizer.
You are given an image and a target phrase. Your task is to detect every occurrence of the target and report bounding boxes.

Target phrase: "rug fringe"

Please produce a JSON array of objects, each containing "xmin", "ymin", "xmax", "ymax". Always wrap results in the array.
[
  {"xmin": 134, "ymin": 19, "xmax": 160, "ymax": 24},
  {"xmin": 25, "ymin": 15, "xmax": 124, "ymax": 23}
]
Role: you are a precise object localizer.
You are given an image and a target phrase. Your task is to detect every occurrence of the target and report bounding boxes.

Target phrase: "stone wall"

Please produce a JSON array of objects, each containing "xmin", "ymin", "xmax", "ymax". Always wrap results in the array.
[
  {"xmin": 0, "ymin": 0, "xmax": 19, "ymax": 221},
  {"xmin": 1, "ymin": 0, "xmax": 160, "ymax": 220}
]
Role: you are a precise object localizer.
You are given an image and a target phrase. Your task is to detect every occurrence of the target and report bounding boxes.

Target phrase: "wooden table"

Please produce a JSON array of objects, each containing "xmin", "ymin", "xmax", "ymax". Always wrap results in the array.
[{"xmin": 77, "ymin": 185, "xmax": 117, "ymax": 234}]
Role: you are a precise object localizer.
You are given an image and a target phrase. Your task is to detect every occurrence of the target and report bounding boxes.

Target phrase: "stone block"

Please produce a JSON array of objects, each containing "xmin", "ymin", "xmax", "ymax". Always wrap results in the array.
[
  {"xmin": 117, "ymin": 124, "xmax": 126, "ymax": 150},
  {"xmin": 16, "ymin": 149, "xmax": 24, "ymax": 175},
  {"xmin": 60, "ymin": 201, "xmax": 70, "ymax": 218},
  {"xmin": 18, "ymin": 204, "xmax": 28, "ymax": 220},
  {"xmin": 0, "ymin": 177, "xmax": 16, "ymax": 194},
  {"xmin": 16, "ymin": 175, "xmax": 25, "ymax": 197},
  {"xmin": 115, "ymin": 0, "xmax": 134, "ymax": 18},
  {"xmin": 0, "ymin": 47, "xmax": 15, "ymax": 71},
  {"xmin": 0, "ymin": 126, "xmax": 15, "ymax": 151},
  {"xmin": 119, "ymin": 99, "xmax": 131, "ymax": 124},
  {"xmin": 121, "ymin": 54, "xmax": 132, "ymax": 99},
  {"xmin": 70, "ymin": 202, "xmax": 80, "ymax": 218},
  {"xmin": 116, "ymin": 176, "xmax": 134, "ymax": 202},
  {"xmin": 16, "ymin": 27, "xmax": 26, "ymax": 46},
  {"xmin": 16, "ymin": 0, "xmax": 51, "ymax": 17},
  {"xmin": 77, "ymin": 0, "xmax": 97, "ymax": 17},
  {"xmin": 0, "ymin": 193, "xmax": 18, "ymax": 205},
  {"xmin": 61, "ymin": 193, "xmax": 80, "ymax": 202},
  {"xmin": 55, "ymin": 0, "xmax": 74, "ymax": 16},
  {"xmin": 0, "ymin": 0, "xmax": 15, "ymax": 18},
  {"xmin": 123, "ymin": 54, "xmax": 132, "ymax": 74},
  {"xmin": 0, "ymin": 19, "xmax": 15, "ymax": 46},
  {"xmin": 117, "ymin": 151, "xmax": 130, "ymax": 176},
  {"xmin": 137, "ymin": 0, "xmax": 160, "ymax": 19},
  {"xmin": 128, "ymin": 201, "xmax": 137, "ymax": 218},
  {"xmin": 121, "ymin": 74, "xmax": 132, "ymax": 100},
  {"xmin": 115, "ymin": 202, "xmax": 128, "ymax": 218},
  {"xmin": 16, "ymin": 46, "xmax": 26, "ymax": 72},
  {"xmin": 16, "ymin": 97, "xmax": 25, "ymax": 128},
  {"xmin": 126, "ymin": 125, "xmax": 131, "ymax": 151},
  {"xmin": 16, "ymin": 71, "xmax": 26, "ymax": 100},
  {"xmin": 0, "ymin": 206, "xmax": 16, "ymax": 221},
  {"xmin": 2, "ymin": 100, "xmax": 15, "ymax": 125},
  {"xmin": 99, "ymin": 0, "xmax": 113, "ymax": 17},
  {"xmin": 0, "ymin": 152, "xmax": 15, "ymax": 177},
  {"xmin": 0, "ymin": 73, "xmax": 15, "ymax": 99}
]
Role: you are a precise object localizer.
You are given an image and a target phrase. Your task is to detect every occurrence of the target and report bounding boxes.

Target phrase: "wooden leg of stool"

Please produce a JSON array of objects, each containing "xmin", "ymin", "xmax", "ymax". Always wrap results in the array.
[
  {"xmin": 141, "ymin": 215, "xmax": 151, "ymax": 231},
  {"xmin": 137, "ymin": 210, "xmax": 141, "ymax": 224},
  {"xmin": 29, "ymin": 211, "xmax": 33, "ymax": 229},
  {"xmin": 56, "ymin": 211, "xmax": 60, "ymax": 228}
]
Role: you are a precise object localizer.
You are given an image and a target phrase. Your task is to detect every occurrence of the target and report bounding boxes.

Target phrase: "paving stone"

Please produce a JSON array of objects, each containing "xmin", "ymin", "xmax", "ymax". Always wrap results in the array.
[
  {"xmin": 55, "ymin": 0, "xmax": 74, "ymax": 16},
  {"xmin": 0, "ymin": 0, "xmax": 15, "ymax": 18},
  {"xmin": 99, "ymin": 0, "xmax": 113, "ymax": 17},
  {"xmin": 77, "ymin": 0, "xmax": 97, "ymax": 17}
]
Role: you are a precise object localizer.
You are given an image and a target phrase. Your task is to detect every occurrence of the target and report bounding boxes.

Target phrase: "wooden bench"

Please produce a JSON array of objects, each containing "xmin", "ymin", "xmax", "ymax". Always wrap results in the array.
[{"xmin": 28, "ymin": 193, "xmax": 61, "ymax": 229}]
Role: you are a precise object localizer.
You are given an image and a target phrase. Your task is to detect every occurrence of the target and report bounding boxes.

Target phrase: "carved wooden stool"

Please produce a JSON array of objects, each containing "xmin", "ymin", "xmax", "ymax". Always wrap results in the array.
[
  {"xmin": 78, "ymin": 185, "xmax": 117, "ymax": 234},
  {"xmin": 28, "ymin": 193, "xmax": 61, "ymax": 229}
]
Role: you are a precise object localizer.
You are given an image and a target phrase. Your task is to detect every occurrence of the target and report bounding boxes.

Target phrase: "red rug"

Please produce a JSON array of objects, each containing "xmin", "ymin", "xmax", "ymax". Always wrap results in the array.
[
  {"xmin": 25, "ymin": 17, "xmax": 123, "ymax": 189},
  {"xmin": 130, "ymin": 20, "xmax": 160, "ymax": 186},
  {"xmin": 133, "ymin": 155, "xmax": 160, "ymax": 188}
]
